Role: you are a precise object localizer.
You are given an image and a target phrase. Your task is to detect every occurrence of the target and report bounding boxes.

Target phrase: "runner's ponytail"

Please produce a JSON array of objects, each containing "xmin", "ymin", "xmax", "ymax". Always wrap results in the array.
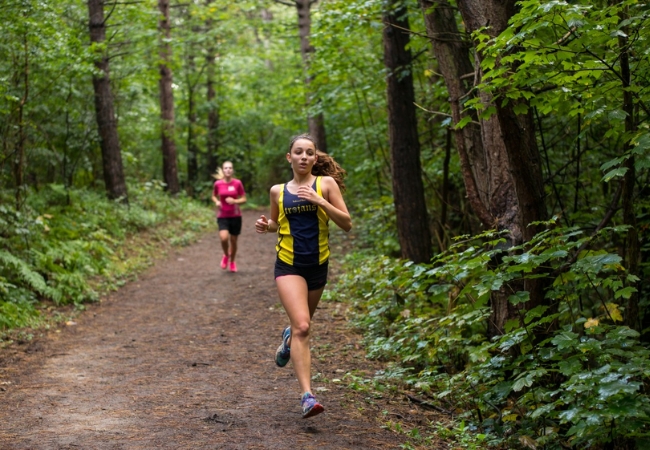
[{"xmin": 313, "ymin": 151, "xmax": 346, "ymax": 193}]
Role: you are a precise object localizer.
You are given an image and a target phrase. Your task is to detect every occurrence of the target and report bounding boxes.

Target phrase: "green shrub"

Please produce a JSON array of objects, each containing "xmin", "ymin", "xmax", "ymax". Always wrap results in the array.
[
  {"xmin": 335, "ymin": 220, "xmax": 649, "ymax": 448},
  {"xmin": 0, "ymin": 183, "xmax": 213, "ymax": 334}
]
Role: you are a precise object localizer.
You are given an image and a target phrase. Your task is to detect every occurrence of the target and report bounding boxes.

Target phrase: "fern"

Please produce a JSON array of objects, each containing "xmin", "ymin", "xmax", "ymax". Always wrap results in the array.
[{"xmin": 0, "ymin": 250, "xmax": 50, "ymax": 296}]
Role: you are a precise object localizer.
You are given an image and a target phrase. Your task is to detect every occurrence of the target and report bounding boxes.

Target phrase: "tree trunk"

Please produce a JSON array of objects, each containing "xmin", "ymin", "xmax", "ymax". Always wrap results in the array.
[
  {"xmin": 87, "ymin": 0, "xmax": 128, "ymax": 203},
  {"xmin": 422, "ymin": 0, "xmax": 547, "ymax": 335},
  {"xmin": 205, "ymin": 0, "xmax": 219, "ymax": 179},
  {"xmin": 186, "ymin": 51, "xmax": 198, "ymax": 195},
  {"xmin": 14, "ymin": 33, "xmax": 28, "ymax": 210},
  {"xmin": 383, "ymin": 0, "xmax": 432, "ymax": 264},
  {"xmin": 158, "ymin": 0, "xmax": 180, "ymax": 194},
  {"xmin": 420, "ymin": 0, "xmax": 514, "ymax": 335},
  {"xmin": 617, "ymin": 8, "xmax": 640, "ymax": 330},
  {"xmin": 456, "ymin": 0, "xmax": 547, "ymax": 239},
  {"xmin": 456, "ymin": 0, "xmax": 548, "ymax": 334},
  {"xmin": 437, "ymin": 127, "xmax": 451, "ymax": 251},
  {"xmin": 295, "ymin": 0, "xmax": 327, "ymax": 152}
]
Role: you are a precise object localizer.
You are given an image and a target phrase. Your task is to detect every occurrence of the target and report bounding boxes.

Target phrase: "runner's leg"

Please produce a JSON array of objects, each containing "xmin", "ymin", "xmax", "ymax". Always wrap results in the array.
[
  {"xmin": 219, "ymin": 229, "xmax": 230, "ymax": 256},
  {"xmin": 276, "ymin": 275, "xmax": 313, "ymax": 395},
  {"xmin": 229, "ymin": 235, "xmax": 238, "ymax": 262},
  {"xmin": 307, "ymin": 286, "xmax": 325, "ymax": 319}
]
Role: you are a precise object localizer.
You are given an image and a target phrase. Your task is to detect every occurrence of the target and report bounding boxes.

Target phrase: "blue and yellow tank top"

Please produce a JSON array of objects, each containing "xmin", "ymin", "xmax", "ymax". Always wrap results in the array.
[{"xmin": 276, "ymin": 177, "xmax": 330, "ymax": 266}]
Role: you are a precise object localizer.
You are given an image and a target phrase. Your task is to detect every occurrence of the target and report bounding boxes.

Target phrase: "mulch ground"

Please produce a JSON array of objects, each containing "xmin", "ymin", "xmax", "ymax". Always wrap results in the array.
[{"xmin": 0, "ymin": 209, "xmax": 447, "ymax": 449}]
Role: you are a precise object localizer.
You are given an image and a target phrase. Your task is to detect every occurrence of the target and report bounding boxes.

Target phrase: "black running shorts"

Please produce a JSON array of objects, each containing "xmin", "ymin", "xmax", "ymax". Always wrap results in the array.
[
  {"xmin": 274, "ymin": 259, "xmax": 328, "ymax": 291},
  {"xmin": 217, "ymin": 217, "xmax": 242, "ymax": 235}
]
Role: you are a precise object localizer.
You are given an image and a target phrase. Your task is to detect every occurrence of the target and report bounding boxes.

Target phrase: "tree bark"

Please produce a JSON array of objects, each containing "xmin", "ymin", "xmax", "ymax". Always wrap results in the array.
[
  {"xmin": 295, "ymin": 0, "xmax": 327, "ymax": 152},
  {"xmin": 419, "ymin": 0, "xmax": 491, "ymax": 227},
  {"xmin": 456, "ymin": 0, "xmax": 547, "ymax": 239},
  {"xmin": 14, "ymin": 33, "xmax": 28, "ymax": 210},
  {"xmin": 419, "ymin": 0, "xmax": 511, "ymax": 335},
  {"xmin": 205, "ymin": 0, "xmax": 220, "ymax": 179},
  {"xmin": 457, "ymin": 1, "xmax": 549, "ymax": 335},
  {"xmin": 422, "ymin": 0, "xmax": 547, "ymax": 334},
  {"xmin": 617, "ymin": 8, "xmax": 640, "ymax": 330},
  {"xmin": 186, "ymin": 50, "xmax": 198, "ymax": 195},
  {"xmin": 383, "ymin": 0, "xmax": 432, "ymax": 264},
  {"xmin": 88, "ymin": 0, "xmax": 128, "ymax": 203},
  {"xmin": 158, "ymin": 0, "xmax": 180, "ymax": 194}
]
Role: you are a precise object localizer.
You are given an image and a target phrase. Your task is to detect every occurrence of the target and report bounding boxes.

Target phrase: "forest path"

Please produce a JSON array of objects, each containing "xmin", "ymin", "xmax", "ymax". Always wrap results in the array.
[{"xmin": 0, "ymin": 209, "xmax": 421, "ymax": 449}]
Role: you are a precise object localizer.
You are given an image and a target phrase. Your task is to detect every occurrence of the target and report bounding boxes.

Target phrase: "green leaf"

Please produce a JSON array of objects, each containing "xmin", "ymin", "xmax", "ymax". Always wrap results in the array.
[
  {"xmin": 513, "ymin": 102, "xmax": 529, "ymax": 115},
  {"xmin": 614, "ymin": 286, "xmax": 637, "ymax": 299},
  {"xmin": 608, "ymin": 109, "xmax": 627, "ymax": 121},
  {"xmin": 551, "ymin": 332, "xmax": 578, "ymax": 350},
  {"xmin": 454, "ymin": 115, "xmax": 472, "ymax": 130},
  {"xmin": 601, "ymin": 167, "xmax": 628, "ymax": 182},
  {"xmin": 513, "ymin": 372, "xmax": 535, "ymax": 392},
  {"xmin": 509, "ymin": 291, "xmax": 530, "ymax": 305}
]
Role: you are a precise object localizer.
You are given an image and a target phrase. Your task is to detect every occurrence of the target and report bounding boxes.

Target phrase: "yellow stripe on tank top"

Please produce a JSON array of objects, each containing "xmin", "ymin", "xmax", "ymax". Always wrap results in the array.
[
  {"xmin": 276, "ymin": 184, "xmax": 294, "ymax": 265},
  {"xmin": 315, "ymin": 177, "xmax": 330, "ymax": 264}
]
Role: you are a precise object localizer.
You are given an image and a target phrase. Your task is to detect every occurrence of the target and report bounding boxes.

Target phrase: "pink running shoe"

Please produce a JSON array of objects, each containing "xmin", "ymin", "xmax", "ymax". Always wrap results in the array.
[
  {"xmin": 220, "ymin": 254, "xmax": 228, "ymax": 270},
  {"xmin": 229, "ymin": 261, "xmax": 238, "ymax": 273}
]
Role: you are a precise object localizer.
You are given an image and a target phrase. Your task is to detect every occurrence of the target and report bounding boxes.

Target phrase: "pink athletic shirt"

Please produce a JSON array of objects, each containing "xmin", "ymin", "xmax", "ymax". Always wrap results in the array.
[{"xmin": 213, "ymin": 179, "xmax": 245, "ymax": 218}]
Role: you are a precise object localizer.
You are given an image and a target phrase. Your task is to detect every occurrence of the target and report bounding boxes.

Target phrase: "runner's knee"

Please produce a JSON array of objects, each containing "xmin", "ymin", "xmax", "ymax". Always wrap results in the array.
[{"xmin": 292, "ymin": 320, "xmax": 311, "ymax": 338}]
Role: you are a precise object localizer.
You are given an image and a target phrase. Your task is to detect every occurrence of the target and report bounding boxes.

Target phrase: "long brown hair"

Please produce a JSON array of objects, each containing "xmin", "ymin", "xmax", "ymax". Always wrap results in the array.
[{"xmin": 288, "ymin": 134, "xmax": 347, "ymax": 192}]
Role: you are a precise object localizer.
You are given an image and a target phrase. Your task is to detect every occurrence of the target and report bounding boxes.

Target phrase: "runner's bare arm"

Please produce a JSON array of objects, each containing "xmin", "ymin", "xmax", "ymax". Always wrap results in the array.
[{"xmin": 255, "ymin": 185, "xmax": 280, "ymax": 233}]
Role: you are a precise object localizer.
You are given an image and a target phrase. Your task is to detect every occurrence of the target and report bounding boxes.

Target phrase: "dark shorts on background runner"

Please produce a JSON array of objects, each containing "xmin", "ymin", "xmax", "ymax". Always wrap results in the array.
[
  {"xmin": 274, "ymin": 259, "xmax": 328, "ymax": 291},
  {"xmin": 217, "ymin": 217, "xmax": 242, "ymax": 235}
]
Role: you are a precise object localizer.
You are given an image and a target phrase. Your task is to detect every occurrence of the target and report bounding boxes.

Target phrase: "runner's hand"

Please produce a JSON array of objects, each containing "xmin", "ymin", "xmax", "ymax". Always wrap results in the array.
[
  {"xmin": 296, "ymin": 186, "xmax": 323, "ymax": 206},
  {"xmin": 255, "ymin": 215, "xmax": 269, "ymax": 234}
]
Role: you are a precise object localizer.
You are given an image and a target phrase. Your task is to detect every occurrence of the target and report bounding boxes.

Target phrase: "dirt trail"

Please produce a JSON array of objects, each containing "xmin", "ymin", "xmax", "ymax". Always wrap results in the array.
[{"xmin": 0, "ymin": 209, "xmax": 420, "ymax": 449}]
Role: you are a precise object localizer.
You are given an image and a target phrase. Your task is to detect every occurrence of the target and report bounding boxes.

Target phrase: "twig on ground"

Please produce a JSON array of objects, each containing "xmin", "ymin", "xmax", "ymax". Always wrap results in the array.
[{"xmin": 406, "ymin": 393, "xmax": 454, "ymax": 416}]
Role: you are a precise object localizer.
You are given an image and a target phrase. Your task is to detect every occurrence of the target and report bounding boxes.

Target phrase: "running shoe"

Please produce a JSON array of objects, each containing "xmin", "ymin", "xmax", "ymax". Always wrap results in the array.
[
  {"xmin": 220, "ymin": 254, "xmax": 228, "ymax": 270},
  {"xmin": 275, "ymin": 326, "xmax": 291, "ymax": 367},
  {"xmin": 301, "ymin": 392, "xmax": 324, "ymax": 418},
  {"xmin": 229, "ymin": 261, "xmax": 238, "ymax": 273}
]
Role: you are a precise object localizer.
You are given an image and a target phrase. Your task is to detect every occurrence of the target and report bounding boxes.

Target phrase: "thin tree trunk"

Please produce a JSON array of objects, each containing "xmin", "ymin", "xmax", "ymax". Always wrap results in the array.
[
  {"xmin": 295, "ymin": 0, "xmax": 327, "ymax": 152},
  {"xmin": 383, "ymin": 0, "xmax": 432, "ymax": 264},
  {"xmin": 205, "ymin": 0, "xmax": 219, "ymax": 178},
  {"xmin": 418, "ymin": 0, "xmax": 499, "ymax": 231},
  {"xmin": 87, "ymin": 0, "xmax": 128, "ymax": 202},
  {"xmin": 158, "ymin": 0, "xmax": 180, "ymax": 194},
  {"xmin": 14, "ymin": 32, "xmax": 28, "ymax": 210},
  {"xmin": 438, "ymin": 127, "xmax": 451, "ymax": 251},
  {"xmin": 618, "ymin": 7, "xmax": 639, "ymax": 330},
  {"xmin": 186, "ymin": 51, "xmax": 198, "ymax": 195},
  {"xmin": 351, "ymin": 83, "xmax": 384, "ymax": 196}
]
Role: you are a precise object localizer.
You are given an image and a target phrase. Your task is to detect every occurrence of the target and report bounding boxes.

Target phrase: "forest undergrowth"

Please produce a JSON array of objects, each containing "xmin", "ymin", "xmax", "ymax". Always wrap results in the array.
[
  {"xmin": 329, "ymin": 200, "xmax": 650, "ymax": 450},
  {"xmin": 0, "ymin": 182, "xmax": 214, "ymax": 344}
]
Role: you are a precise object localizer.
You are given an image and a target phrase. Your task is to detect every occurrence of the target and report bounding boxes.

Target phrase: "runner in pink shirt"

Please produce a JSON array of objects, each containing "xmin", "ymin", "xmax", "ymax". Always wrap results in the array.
[{"xmin": 211, "ymin": 161, "xmax": 247, "ymax": 272}]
